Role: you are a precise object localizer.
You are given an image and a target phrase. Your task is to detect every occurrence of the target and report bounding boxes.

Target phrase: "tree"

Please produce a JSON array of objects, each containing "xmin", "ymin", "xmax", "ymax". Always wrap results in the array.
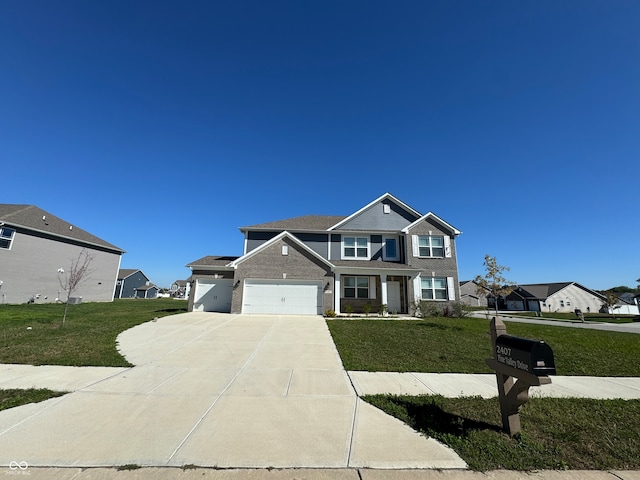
[
  {"xmin": 601, "ymin": 290, "xmax": 621, "ymax": 317},
  {"xmin": 473, "ymin": 254, "xmax": 515, "ymax": 316},
  {"xmin": 58, "ymin": 249, "xmax": 94, "ymax": 326}
]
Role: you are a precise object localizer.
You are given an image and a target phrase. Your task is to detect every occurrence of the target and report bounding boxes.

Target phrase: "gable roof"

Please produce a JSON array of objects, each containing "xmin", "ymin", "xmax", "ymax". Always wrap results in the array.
[
  {"xmin": 0, "ymin": 204, "xmax": 124, "ymax": 253},
  {"xmin": 186, "ymin": 255, "xmax": 239, "ymax": 268},
  {"xmin": 240, "ymin": 215, "xmax": 346, "ymax": 232},
  {"xmin": 229, "ymin": 231, "xmax": 334, "ymax": 269},
  {"xmin": 402, "ymin": 212, "xmax": 462, "ymax": 236},
  {"xmin": 328, "ymin": 193, "xmax": 421, "ymax": 231},
  {"xmin": 514, "ymin": 282, "xmax": 605, "ymax": 300},
  {"xmin": 118, "ymin": 268, "xmax": 142, "ymax": 280}
]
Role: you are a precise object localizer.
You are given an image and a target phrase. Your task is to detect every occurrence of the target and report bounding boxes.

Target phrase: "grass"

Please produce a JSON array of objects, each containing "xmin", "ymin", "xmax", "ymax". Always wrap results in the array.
[
  {"xmin": 0, "ymin": 388, "xmax": 66, "ymax": 412},
  {"xmin": 501, "ymin": 311, "xmax": 637, "ymax": 324},
  {"xmin": 0, "ymin": 299, "xmax": 187, "ymax": 366},
  {"xmin": 327, "ymin": 317, "xmax": 640, "ymax": 376},
  {"xmin": 365, "ymin": 394, "xmax": 640, "ymax": 471}
]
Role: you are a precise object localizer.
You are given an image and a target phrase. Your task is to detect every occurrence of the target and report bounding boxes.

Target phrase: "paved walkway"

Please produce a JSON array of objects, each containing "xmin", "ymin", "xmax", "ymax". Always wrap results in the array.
[{"xmin": 0, "ymin": 313, "xmax": 464, "ymax": 469}]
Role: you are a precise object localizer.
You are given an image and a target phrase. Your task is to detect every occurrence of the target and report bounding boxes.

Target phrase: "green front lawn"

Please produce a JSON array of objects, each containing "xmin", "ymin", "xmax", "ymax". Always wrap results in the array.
[
  {"xmin": 0, "ymin": 388, "xmax": 66, "ymax": 412},
  {"xmin": 366, "ymin": 394, "xmax": 640, "ymax": 471},
  {"xmin": 327, "ymin": 317, "xmax": 640, "ymax": 376},
  {"xmin": 0, "ymin": 299, "xmax": 187, "ymax": 366},
  {"xmin": 501, "ymin": 311, "xmax": 637, "ymax": 324}
]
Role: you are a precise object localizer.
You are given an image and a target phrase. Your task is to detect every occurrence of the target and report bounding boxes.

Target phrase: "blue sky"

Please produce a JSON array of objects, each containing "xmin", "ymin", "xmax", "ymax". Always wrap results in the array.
[{"xmin": 2, "ymin": 1, "xmax": 638, "ymax": 290}]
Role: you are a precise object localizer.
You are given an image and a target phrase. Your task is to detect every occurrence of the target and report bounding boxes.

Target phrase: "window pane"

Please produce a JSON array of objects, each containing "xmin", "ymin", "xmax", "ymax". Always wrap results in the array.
[
  {"xmin": 344, "ymin": 237, "xmax": 355, "ymax": 247},
  {"xmin": 421, "ymin": 278, "xmax": 433, "ymax": 289},
  {"xmin": 434, "ymin": 278, "xmax": 446, "ymax": 289},
  {"xmin": 431, "ymin": 236, "xmax": 443, "ymax": 247},
  {"xmin": 432, "ymin": 247, "xmax": 444, "ymax": 257},
  {"xmin": 357, "ymin": 288, "xmax": 369, "ymax": 298},
  {"xmin": 435, "ymin": 290, "xmax": 447, "ymax": 300},
  {"xmin": 356, "ymin": 237, "xmax": 368, "ymax": 247},
  {"xmin": 344, "ymin": 277, "xmax": 355, "ymax": 287},
  {"xmin": 344, "ymin": 247, "xmax": 355, "ymax": 257},
  {"xmin": 418, "ymin": 247, "xmax": 430, "ymax": 257},
  {"xmin": 356, "ymin": 248, "xmax": 367, "ymax": 257},
  {"xmin": 357, "ymin": 277, "xmax": 369, "ymax": 288},
  {"xmin": 422, "ymin": 289, "xmax": 434, "ymax": 300},
  {"xmin": 0, "ymin": 239, "xmax": 9, "ymax": 249},
  {"xmin": 385, "ymin": 239, "xmax": 396, "ymax": 257},
  {"xmin": 344, "ymin": 288, "xmax": 355, "ymax": 298},
  {"xmin": 0, "ymin": 228, "xmax": 14, "ymax": 238},
  {"xmin": 418, "ymin": 236, "xmax": 428, "ymax": 247}
]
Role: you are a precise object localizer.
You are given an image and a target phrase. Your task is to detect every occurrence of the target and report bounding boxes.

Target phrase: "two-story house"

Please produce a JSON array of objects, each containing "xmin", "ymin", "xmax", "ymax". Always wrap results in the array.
[{"xmin": 186, "ymin": 193, "xmax": 462, "ymax": 315}]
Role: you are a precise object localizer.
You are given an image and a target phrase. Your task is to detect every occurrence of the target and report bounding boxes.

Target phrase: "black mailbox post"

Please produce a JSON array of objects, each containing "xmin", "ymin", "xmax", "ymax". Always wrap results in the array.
[
  {"xmin": 486, "ymin": 318, "xmax": 555, "ymax": 436},
  {"xmin": 495, "ymin": 335, "xmax": 556, "ymax": 376}
]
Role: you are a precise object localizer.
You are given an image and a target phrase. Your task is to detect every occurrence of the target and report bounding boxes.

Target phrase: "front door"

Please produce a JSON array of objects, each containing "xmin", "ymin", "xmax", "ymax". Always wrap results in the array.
[{"xmin": 387, "ymin": 281, "xmax": 401, "ymax": 314}]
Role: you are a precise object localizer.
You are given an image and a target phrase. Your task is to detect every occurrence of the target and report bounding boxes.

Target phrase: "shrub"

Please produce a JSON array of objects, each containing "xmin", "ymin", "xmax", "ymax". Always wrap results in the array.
[
  {"xmin": 362, "ymin": 303, "xmax": 371, "ymax": 315},
  {"xmin": 324, "ymin": 309, "xmax": 337, "ymax": 318}
]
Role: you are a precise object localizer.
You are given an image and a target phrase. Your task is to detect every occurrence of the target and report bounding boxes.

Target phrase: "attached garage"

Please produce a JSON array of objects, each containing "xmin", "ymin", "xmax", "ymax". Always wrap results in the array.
[
  {"xmin": 192, "ymin": 279, "xmax": 233, "ymax": 312},
  {"xmin": 242, "ymin": 279, "xmax": 322, "ymax": 315}
]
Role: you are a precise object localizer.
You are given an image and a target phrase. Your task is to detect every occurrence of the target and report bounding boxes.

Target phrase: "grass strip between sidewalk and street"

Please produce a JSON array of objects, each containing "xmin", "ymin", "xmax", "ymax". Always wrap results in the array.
[
  {"xmin": 327, "ymin": 317, "xmax": 640, "ymax": 376},
  {"xmin": 364, "ymin": 394, "xmax": 640, "ymax": 471}
]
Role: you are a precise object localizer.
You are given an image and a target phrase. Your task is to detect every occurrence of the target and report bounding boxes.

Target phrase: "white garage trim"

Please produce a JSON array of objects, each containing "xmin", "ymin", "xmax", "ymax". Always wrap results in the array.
[
  {"xmin": 242, "ymin": 279, "xmax": 322, "ymax": 315},
  {"xmin": 192, "ymin": 278, "xmax": 233, "ymax": 312}
]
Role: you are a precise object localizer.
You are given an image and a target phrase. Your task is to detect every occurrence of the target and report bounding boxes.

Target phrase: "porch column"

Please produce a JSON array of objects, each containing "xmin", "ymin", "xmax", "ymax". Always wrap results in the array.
[
  {"xmin": 334, "ymin": 273, "xmax": 341, "ymax": 314},
  {"xmin": 381, "ymin": 274, "xmax": 388, "ymax": 306}
]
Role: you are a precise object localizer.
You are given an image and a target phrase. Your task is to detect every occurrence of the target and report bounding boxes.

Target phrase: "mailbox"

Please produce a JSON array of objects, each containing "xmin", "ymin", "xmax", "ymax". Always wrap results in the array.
[{"xmin": 495, "ymin": 335, "xmax": 556, "ymax": 376}]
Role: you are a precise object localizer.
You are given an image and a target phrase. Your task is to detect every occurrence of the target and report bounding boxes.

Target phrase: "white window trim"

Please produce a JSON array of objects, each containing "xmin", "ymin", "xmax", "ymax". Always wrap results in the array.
[
  {"xmin": 341, "ymin": 235, "xmax": 370, "ymax": 260},
  {"xmin": 412, "ymin": 234, "xmax": 448, "ymax": 259},
  {"xmin": 0, "ymin": 227, "xmax": 16, "ymax": 250},
  {"xmin": 382, "ymin": 236, "xmax": 399, "ymax": 261},
  {"xmin": 342, "ymin": 275, "xmax": 373, "ymax": 299},
  {"xmin": 419, "ymin": 276, "xmax": 455, "ymax": 301}
]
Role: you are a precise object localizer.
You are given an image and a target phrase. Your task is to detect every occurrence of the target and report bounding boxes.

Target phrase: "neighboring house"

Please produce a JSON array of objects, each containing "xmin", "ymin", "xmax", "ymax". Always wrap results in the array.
[
  {"xmin": 503, "ymin": 282, "xmax": 605, "ymax": 314},
  {"xmin": 0, "ymin": 204, "xmax": 124, "ymax": 304},
  {"xmin": 135, "ymin": 284, "xmax": 160, "ymax": 299},
  {"xmin": 186, "ymin": 193, "xmax": 462, "ymax": 315},
  {"xmin": 114, "ymin": 269, "xmax": 151, "ymax": 299},
  {"xmin": 605, "ymin": 292, "xmax": 640, "ymax": 315},
  {"xmin": 459, "ymin": 280, "xmax": 489, "ymax": 307},
  {"xmin": 170, "ymin": 279, "xmax": 191, "ymax": 299}
]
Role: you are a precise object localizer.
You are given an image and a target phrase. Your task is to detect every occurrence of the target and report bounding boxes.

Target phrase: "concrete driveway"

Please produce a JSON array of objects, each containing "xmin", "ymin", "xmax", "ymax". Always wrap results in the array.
[{"xmin": 0, "ymin": 313, "xmax": 465, "ymax": 469}]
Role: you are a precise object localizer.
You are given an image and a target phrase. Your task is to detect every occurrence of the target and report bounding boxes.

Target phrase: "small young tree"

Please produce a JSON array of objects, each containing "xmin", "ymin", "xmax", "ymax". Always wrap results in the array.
[
  {"xmin": 58, "ymin": 249, "xmax": 94, "ymax": 326},
  {"xmin": 473, "ymin": 254, "xmax": 514, "ymax": 316},
  {"xmin": 601, "ymin": 290, "xmax": 621, "ymax": 317}
]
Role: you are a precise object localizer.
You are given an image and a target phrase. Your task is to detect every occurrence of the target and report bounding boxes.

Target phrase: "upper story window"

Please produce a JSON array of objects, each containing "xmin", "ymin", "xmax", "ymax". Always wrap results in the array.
[
  {"xmin": 0, "ymin": 227, "xmax": 16, "ymax": 250},
  {"xmin": 421, "ymin": 277, "xmax": 448, "ymax": 300},
  {"xmin": 417, "ymin": 235, "xmax": 444, "ymax": 257},
  {"xmin": 342, "ymin": 236, "xmax": 369, "ymax": 259},
  {"xmin": 383, "ymin": 237, "xmax": 399, "ymax": 261}
]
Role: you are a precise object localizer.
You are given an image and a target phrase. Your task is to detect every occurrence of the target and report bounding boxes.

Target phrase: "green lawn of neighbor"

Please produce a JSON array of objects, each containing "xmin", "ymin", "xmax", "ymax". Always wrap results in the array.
[{"xmin": 0, "ymin": 299, "xmax": 187, "ymax": 366}]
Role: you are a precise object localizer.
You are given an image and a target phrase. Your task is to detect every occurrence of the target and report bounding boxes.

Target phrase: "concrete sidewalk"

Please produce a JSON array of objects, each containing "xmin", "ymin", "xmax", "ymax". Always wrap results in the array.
[
  {"xmin": 0, "ymin": 313, "xmax": 464, "ymax": 470},
  {"xmin": 348, "ymin": 372, "xmax": 640, "ymax": 399},
  {"xmin": 5, "ymin": 467, "xmax": 640, "ymax": 479}
]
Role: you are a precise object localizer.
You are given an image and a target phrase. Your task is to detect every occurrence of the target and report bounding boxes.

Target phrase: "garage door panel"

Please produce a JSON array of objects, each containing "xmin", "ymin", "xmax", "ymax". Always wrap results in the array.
[
  {"xmin": 243, "ymin": 280, "xmax": 322, "ymax": 315},
  {"xmin": 194, "ymin": 279, "xmax": 233, "ymax": 312}
]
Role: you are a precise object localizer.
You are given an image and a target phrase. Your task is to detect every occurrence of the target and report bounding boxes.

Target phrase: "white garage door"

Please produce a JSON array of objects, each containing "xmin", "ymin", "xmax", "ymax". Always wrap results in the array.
[
  {"xmin": 242, "ymin": 280, "xmax": 322, "ymax": 315},
  {"xmin": 193, "ymin": 279, "xmax": 233, "ymax": 312}
]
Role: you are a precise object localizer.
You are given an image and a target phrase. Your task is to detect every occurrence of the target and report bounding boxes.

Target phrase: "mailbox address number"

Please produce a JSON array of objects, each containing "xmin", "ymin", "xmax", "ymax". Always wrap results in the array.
[{"xmin": 496, "ymin": 345, "xmax": 530, "ymax": 371}]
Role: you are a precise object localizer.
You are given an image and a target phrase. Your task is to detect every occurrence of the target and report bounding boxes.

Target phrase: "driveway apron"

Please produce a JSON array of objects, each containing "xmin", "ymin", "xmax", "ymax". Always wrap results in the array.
[{"xmin": 0, "ymin": 313, "xmax": 465, "ymax": 469}]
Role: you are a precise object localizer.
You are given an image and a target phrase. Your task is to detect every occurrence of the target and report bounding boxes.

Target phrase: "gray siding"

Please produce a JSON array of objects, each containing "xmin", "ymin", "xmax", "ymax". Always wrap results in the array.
[
  {"xmin": 246, "ymin": 231, "xmax": 278, "ymax": 253},
  {"xmin": 0, "ymin": 230, "xmax": 121, "ymax": 304},
  {"xmin": 118, "ymin": 271, "xmax": 149, "ymax": 299},
  {"xmin": 292, "ymin": 233, "xmax": 329, "ymax": 258},
  {"xmin": 336, "ymin": 199, "xmax": 418, "ymax": 231},
  {"xmin": 231, "ymin": 237, "xmax": 333, "ymax": 314},
  {"xmin": 330, "ymin": 234, "xmax": 341, "ymax": 260}
]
